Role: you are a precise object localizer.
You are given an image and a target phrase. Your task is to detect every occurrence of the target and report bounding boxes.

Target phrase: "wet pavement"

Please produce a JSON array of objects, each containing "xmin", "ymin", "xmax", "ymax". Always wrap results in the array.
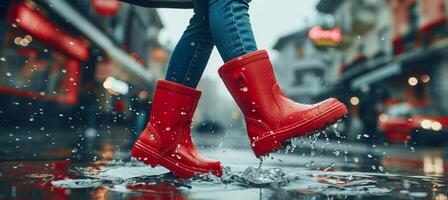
[{"xmin": 1, "ymin": 126, "xmax": 448, "ymax": 199}]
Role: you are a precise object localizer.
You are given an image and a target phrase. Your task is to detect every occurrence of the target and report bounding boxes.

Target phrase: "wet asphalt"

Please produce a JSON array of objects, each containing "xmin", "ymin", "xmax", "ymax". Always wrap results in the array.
[{"xmin": 1, "ymin": 126, "xmax": 448, "ymax": 199}]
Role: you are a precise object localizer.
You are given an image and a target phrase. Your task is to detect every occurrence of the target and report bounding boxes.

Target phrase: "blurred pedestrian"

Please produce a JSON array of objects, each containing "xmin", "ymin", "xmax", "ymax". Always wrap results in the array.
[
  {"xmin": 124, "ymin": 0, "xmax": 348, "ymax": 178},
  {"xmin": 80, "ymin": 81, "xmax": 98, "ymax": 138},
  {"xmin": 131, "ymin": 90, "xmax": 151, "ymax": 141},
  {"xmin": 72, "ymin": 81, "xmax": 99, "ymax": 161}
]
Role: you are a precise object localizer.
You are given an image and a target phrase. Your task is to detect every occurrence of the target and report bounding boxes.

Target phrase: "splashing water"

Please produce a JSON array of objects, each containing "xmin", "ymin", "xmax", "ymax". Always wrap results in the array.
[
  {"xmin": 50, "ymin": 161, "xmax": 397, "ymax": 194},
  {"xmin": 309, "ymin": 131, "xmax": 321, "ymax": 150}
]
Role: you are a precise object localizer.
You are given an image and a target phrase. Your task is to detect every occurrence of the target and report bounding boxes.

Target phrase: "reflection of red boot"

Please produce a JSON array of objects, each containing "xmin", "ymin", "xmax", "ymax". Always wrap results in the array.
[
  {"xmin": 219, "ymin": 50, "xmax": 348, "ymax": 157},
  {"xmin": 131, "ymin": 80, "xmax": 222, "ymax": 178}
]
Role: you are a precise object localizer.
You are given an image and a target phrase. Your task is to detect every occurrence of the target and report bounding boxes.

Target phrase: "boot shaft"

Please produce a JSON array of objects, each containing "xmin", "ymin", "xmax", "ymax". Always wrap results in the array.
[
  {"xmin": 218, "ymin": 50, "xmax": 282, "ymax": 126},
  {"xmin": 148, "ymin": 80, "xmax": 201, "ymax": 147}
]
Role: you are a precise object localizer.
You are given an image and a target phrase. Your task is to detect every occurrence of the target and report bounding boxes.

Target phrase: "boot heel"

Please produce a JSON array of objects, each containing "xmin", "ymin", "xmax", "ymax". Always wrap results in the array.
[{"xmin": 131, "ymin": 145, "xmax": 160, "ymax": 168}]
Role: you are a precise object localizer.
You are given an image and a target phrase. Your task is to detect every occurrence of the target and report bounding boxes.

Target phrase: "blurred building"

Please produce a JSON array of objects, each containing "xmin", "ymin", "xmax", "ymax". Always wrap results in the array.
[
  {"xmin": 0, "ymin": 0, "xmax": 166, "ymax": 128},
  {"xmin": 316, "ymin": 0, "xmax": 448, "ymax": 139},
  {"xmin": 273, "ymin": 0, "xmax": 448, "ymax": 140},
  {"xmin": 273, "ymin": 28, "xmax": 340, "ymax": 103}
]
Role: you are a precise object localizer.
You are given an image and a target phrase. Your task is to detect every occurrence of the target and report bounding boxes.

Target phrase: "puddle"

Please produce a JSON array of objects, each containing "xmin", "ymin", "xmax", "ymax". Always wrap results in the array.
[
  {"xmin": 29, "ymin": 159, "xmax": 447, "ymax": 200},
  {"xmin": 43, "ymin": 162, "xmax": 420, "ymax": 198},
  {"xmin": 2, "ymin": 155, "xmax": 448, "ymax": 200}
]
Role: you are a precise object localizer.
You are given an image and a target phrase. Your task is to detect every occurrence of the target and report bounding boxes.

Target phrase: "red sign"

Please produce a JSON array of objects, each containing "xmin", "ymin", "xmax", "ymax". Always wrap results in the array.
[
  {"xmin": 92, "ymin": 0, "xmax": 121, "ymax": 16},
  {"xmin": 308, "ymin": 25, "xmax": 343, "ymax": 47},
  {"xmin": 8, "ymin": 3, "xmax": 89, "ymax": 61}
]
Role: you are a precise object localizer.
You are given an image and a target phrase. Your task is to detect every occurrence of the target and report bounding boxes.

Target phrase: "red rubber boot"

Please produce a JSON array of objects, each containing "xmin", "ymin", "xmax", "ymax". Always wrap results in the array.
[
  {"xmin": 131, "ymin": 80, "xmax": 222, "ymax": 178},
  {"xmin": 219, "ymin": 50, "xmax": 348, "ymax": 158}
]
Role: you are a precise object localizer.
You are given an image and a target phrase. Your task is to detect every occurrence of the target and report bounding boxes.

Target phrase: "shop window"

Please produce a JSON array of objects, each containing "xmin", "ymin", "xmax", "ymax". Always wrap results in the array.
[
  {"xmin": 293, "ymin": 70, "xmax": 305, "ymax": 86},
  {"xmin": 357, "ymin": 43, "xmax": 365, "ymax": 54},
  {"xmin": 408, "ymin": 3, "xmax": 420, "ymax": 33},
  {"xmin": 295, "ymin": 47, "xmax": 304, "ymax": 59},
  {"xmin": 0, "ymin": 28, "xmax": 79, "ymax": 105},
  {"xmin": 379, "ymin": 28, "xmax": 392, "ymax": 56}
]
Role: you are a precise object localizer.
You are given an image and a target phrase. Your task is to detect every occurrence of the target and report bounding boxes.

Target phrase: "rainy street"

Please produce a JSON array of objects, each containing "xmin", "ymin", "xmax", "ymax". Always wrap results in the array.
[
  {"xmin": 2, "ymin": 0, "xmax": 448, "ymax": 199},
  {"xmin": 1, "ymin": 124, "xmax": 448, "ymax": 199}
]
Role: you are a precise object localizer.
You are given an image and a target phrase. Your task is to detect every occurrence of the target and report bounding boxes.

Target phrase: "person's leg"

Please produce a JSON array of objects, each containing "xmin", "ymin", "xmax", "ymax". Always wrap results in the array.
[
  {"xmin": 208, "ymin": 0, "xmax": 257, "ymax": 62},
  {"xmin": 165, "ymin": 0, "xmax": 214, "ymax": 88}
]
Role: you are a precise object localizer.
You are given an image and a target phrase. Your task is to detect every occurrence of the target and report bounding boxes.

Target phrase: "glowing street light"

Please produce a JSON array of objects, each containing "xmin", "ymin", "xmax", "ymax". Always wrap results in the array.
[
  {"xmin": 408, "ymin": 77, "xmax": 418, "ymax": 86},
  {"xmin": 421, "ymin": 74, "xmax": 430, "ymax": 83},
  {"xmin": 350, "ymin": 96, "xmax": 360, "ymax": 106}
]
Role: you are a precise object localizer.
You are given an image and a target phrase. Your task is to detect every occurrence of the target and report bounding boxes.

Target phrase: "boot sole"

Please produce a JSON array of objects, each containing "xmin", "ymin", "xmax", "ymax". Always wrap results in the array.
[
  {"xmin": 131, "ymin": 140, "xmax": 222, "ymax": 178},
  {"xmin": 252, "ymin": 103, "xmax": 348, "ymax": 157}
]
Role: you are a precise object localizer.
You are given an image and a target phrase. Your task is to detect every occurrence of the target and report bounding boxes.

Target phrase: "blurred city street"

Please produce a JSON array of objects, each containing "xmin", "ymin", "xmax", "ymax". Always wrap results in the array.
[{"xmin": 1, "ymin": 0, "xmax": 448, "ymax": 199}]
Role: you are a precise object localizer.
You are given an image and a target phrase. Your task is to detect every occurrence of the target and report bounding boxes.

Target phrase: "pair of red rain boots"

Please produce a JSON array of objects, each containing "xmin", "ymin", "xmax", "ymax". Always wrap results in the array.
[{"xmin": 131, "ymin": 50, "xmax": 347, "ymax": 178}]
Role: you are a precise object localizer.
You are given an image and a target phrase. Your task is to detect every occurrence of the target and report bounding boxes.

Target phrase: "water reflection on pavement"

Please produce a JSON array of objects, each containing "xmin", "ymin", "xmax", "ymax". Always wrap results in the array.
[{"xmin": 1, "ymin": 127, "xmax": 448, "ymax": 199}]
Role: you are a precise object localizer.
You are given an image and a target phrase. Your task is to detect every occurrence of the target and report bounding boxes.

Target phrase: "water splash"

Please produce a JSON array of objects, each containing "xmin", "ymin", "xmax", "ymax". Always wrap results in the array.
[{"xmin": 48, "ymin": 161, "xmax": 443, "ymax": 198}]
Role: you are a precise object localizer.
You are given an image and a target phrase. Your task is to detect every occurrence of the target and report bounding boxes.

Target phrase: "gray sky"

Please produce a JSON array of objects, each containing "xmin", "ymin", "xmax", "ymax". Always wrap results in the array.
[{"xmin": 157, "ymin": 0, "xmax": 319, "ymax": 97}]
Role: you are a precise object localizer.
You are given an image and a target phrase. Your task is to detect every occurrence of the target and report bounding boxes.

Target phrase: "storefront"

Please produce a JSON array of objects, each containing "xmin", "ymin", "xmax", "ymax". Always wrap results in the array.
[
  {"xmin": 0, "ymin": 2, "xmax": 89, "ymax": 105},
  {"xmin": 0, "ymin": 0, "xmax": 163, "ymax": 128}
]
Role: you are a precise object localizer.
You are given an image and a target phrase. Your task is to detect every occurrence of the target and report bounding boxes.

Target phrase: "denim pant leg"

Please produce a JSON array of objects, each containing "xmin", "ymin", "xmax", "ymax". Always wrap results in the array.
[
  {"xmin": 209, "ymin": 0, "xmax": 258, "ymax": 62},
  {"xmin": 164, "ymin": 0, "xmax": 214, "ymax": 88}
]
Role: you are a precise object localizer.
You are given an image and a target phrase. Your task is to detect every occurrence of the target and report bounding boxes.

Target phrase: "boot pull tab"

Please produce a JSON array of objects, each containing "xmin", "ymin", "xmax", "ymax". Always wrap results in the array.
[{"xmin": 234, "ymin": 72, "xmax": 247, "ymax": 88}]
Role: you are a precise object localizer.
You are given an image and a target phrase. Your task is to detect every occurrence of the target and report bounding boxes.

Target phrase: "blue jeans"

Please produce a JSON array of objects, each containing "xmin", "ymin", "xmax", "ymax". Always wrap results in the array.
[{"xmin": 165, "ymin": 0, "xmax": 257, "ymax": 88}]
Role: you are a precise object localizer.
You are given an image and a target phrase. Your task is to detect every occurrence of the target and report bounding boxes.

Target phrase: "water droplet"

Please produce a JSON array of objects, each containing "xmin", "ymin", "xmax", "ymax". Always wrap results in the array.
[{"xmin": 333, "ymin": 151, "xmax": 340, "ymax": 156}]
